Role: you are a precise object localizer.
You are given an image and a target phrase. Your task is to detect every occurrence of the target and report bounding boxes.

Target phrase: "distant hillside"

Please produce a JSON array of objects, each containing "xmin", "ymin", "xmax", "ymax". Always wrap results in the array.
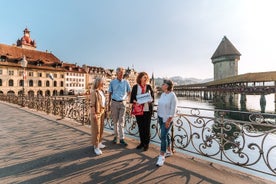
[{"xmin": 154, "ymin": 76, "xmax": 213, "ymax": 87}]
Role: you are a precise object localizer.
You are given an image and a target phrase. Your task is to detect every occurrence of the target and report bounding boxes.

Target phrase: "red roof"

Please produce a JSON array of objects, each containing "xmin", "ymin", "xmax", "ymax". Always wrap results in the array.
[{"xmin": 0, "ymin": 43, "xmax": 60, "ymax": 64}]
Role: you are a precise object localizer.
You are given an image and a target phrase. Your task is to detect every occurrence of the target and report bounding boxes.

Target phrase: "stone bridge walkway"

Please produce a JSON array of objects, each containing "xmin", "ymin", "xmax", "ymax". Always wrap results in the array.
[{"xmin": 0, "ymin": 102, "xmax": 274, "ymax": 184}]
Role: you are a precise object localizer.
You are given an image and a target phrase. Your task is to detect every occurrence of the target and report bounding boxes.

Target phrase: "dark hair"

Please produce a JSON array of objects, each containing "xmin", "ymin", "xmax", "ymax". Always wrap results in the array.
[
  {"xmin": 136, "ymin": 72, "xmax": 149, "ymax": 84},
  {"xmin": 163, "ymin": 79, "xmax": 173, "ymax": 91}
]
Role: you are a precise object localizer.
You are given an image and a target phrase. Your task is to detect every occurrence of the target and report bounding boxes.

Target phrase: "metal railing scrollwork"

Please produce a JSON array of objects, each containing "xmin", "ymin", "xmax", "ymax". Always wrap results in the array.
[{"xmin": 0, "ymin": 94, "xmax": 275, "ymax": 177}]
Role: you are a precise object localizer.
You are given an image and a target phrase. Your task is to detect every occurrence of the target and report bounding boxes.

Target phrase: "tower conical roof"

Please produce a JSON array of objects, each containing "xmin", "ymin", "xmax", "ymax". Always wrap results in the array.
[{"xmin": 211, "ymin": 36, "xmax": 241, "ymax": 59}]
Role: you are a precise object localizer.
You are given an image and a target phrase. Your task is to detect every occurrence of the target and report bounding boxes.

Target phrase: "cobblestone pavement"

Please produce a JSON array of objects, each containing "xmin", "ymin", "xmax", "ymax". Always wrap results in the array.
[{"xmin": 0, "ymin": 102, "xmax": 275, "ymax": 184}]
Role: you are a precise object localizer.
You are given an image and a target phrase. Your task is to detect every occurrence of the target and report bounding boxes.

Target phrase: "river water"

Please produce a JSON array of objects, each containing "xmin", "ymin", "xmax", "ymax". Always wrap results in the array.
[{"xmin": 169, "ymin": 93, "xmax": 275, "ymax": 113}]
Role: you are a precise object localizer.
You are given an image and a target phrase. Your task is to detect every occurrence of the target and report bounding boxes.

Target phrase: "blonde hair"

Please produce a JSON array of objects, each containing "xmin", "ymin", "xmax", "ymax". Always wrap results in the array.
[{"xmin": 93, "ymin": 77, "xmax": 104, "ymax": 90}]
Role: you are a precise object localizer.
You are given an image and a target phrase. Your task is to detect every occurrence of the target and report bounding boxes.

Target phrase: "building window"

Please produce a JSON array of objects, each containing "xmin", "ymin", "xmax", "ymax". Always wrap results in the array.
[
  {"xmin": 0, "ymin": 70, "xmax": 2, "ymax": 75},
  {"xmin": 38, "ymin": 73, "xmax": 42, "ymax": 77},
  {"xmin": 19, "ymin": 80, "xmax": 23, "ymax": 87},
  {"xmin": 29, "ymin": 80, "xmax": 33, "ymax": 87},
  {"xmin": 9, "ymin": 70, "xmax": 14, "ymax": 75},
  {"xmin": 61, "ymin": 74, "xmax": 64, "ymax": 78},
  {"xmin": 61, "ymin": 81, "xmax": 64, "ymax": 87},
  {"xmin": 46, "ymin": 80, "xmax": 50, "ymax": 87},
  {"xmin": 9, "ymin": 79, "xmax": 14, "ymax": 86},
  {"xmin": 19, "ymin": 71, "xmax": 24, "ymax": 76},
  {"xmin": 0, "ymin": 56, "xmax": 7, "ymax": 61},
  {"xmin": 54, "ymin": 81, "xmax": 57, "ymax": 87},
  {"xmin": 29, "ymin": 72, "xmax": 34, "ymax": 77},
  {"xmin": 0, "ymin": 79, "xmax": 2, "ymax": 86},
  {"xmin": 38, "ymin": 80, "xmax": 42, "ymax": 87},
  {"xmin": 54, "ymin": 74, "xmax": 57, "ymax": 78}
]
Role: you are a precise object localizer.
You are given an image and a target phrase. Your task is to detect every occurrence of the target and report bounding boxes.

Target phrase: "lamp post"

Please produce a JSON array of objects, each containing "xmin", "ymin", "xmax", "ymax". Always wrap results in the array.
[
  {"xmin": 84, "ymin": 65, "xmax": 90, "ymax": 95},
  {"xmin": 20, "ymin": 55, "xmax": 28, "ymax": 107}
]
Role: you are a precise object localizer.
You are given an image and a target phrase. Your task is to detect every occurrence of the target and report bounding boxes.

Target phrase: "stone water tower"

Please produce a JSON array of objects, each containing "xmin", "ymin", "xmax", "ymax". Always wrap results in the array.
[{"xmin": 211, "ymin": 36, "xmax": 241, "ymax": 81}]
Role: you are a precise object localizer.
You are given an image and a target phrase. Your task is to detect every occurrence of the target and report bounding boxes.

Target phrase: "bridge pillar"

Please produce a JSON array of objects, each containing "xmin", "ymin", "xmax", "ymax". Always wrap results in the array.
[
  {"xmin": 209, "ymin": 92, "xmax": 213, "ymax": 100},
  {"xmin": 275, "ymin": 93, "xmax": 276, "ymax": 113},
  {"xmin": 229, "ymin": 93, "xmax": 233, "ymax": 103},
  {"xmin": 204, "ymin": 91, "xmax": 208, "ymax": 100},
  {"xmin": 240, "ymin": 93, "xmax": 247, "ymax": 111},
  {"xmin": 260, "ymin": 94, "xmax": 266, "ymax": 113}
]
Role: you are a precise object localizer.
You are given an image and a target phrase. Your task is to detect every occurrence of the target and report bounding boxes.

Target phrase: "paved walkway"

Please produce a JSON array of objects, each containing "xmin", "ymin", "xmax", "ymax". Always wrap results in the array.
[{"xmin": 0, "ymin": 102, "xmax": 275, "ymax": 184}]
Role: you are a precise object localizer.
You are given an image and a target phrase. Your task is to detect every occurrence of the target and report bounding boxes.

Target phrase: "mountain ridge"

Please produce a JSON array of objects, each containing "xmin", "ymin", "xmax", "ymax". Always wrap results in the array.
[{"xmin": 154, "ymin": 76, "xmax": 213, "ymax": 86}]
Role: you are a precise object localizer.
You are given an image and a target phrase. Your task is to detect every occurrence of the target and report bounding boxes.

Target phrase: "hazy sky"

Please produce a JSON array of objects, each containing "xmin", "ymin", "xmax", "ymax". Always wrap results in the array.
[{"xmin": 1, "ymin": 0, "xmax": 276, "ymax": 79}]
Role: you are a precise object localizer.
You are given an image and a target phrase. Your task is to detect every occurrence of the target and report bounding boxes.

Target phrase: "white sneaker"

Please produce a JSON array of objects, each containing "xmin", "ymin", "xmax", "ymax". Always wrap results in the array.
[
  {"xmin": 99, "ymin": 142, "xmax": 106, "ymax": 149},
  {"xmin": 156, "ymin": 155, "xmax": 165, "ymax": 167},
  {"xmin": 165, "ymin": 151, "xmax": 173, "ymax": 157},
  {"xmin": 94, "ymin": 147, "xmax": 102, "ymax": 155}
]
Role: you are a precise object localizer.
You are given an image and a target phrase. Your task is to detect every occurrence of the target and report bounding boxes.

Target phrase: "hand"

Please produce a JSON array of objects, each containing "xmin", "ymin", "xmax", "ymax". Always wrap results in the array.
[{"xmin": 165, "ymin": 121, "xmax": 171, "ymax": 128}]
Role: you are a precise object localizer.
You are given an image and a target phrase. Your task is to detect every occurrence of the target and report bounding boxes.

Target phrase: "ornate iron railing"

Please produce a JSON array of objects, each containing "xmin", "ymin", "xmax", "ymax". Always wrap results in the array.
[{"xmin": 0, "ymin": 95, "xmax": 276, "ymax": 177}]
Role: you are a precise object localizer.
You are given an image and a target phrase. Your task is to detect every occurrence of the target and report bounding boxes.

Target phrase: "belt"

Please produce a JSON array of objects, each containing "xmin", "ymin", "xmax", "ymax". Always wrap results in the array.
[{"xmin": 112, "ymin": 99, "xmax": 123, "ymax": 102}]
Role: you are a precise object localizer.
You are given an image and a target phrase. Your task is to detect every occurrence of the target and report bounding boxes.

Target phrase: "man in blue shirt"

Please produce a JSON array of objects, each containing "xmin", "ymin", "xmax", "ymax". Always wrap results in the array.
[{"xmin": 108, "ymin": 67, "xmax": 131, "ymax": 146}]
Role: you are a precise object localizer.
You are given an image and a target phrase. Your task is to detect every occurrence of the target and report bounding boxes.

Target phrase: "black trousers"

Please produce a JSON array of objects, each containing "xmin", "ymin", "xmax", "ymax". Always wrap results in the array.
[{"xmin": 136, "ymin": 111, "xmax": 152, "ymax": 146}]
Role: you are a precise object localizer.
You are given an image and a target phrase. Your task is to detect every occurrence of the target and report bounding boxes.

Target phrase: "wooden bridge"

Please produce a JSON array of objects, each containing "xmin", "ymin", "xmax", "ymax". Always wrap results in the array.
[
  {"xmin": 174, "ymin": 71, "xmax": 276, "ymax": 95},
  {"xmin": 173, "ymin": 71, "xmax": 276, "ymax": 112}
]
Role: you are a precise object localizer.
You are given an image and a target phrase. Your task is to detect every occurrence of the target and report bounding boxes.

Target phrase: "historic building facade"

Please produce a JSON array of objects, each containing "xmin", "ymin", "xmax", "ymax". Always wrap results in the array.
[
  {"xmin": 0, "ymin": 28, "xmax": 65, "ymax": 96},
  {"xmin": 0, "ymin": 28, "xmax": 138, "ymax": 97}
]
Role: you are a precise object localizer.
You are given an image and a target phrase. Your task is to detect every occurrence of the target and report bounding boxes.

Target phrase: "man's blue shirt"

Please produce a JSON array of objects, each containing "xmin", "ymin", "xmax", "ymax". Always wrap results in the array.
[{"xmin": 109, "ymin": 79, "xmax": 131, "ymax": 101}]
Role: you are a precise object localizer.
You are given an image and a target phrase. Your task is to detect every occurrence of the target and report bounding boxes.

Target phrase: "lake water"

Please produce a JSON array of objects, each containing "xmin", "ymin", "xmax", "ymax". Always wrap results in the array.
[{"xmin": 169, "ymin": 94, "xmax": 276, "ymax": 113}]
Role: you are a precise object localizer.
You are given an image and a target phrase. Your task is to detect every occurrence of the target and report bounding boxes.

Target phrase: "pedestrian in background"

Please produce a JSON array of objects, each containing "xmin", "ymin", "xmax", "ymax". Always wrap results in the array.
[
  {"xmin": 156, "ymin": 79, "xmax": 178, "ymax": 166},
  {"xmin": 108, "ymin": 67, "xmax": 131, "ymax": 146},
  {"xmin": 90, "ymin": 77, "xmax": 106, "ymax": 155},
  {"xmin": 130, "ymin": 72, "xmax": 154, "ymax": 151}
]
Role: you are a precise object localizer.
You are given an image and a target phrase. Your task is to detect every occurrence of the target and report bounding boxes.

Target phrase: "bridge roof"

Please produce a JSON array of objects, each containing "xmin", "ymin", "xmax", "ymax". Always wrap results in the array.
[
  {"xmin": 206, "ymin": 71, "xmax": 276, "ymax": 86},
  {"xmin": 211, "ymin": 36, "xmax": 241, "ymax": 59}
]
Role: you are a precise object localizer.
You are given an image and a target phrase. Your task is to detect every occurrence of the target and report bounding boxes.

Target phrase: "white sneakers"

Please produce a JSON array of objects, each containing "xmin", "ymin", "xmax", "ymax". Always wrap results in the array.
[
  {"xmin": 156, "ymin": 152, "xmax": 172, "ymax": 166},
  {"xmin": 156, "ymin": 155, "xmax": 165, "ymax": 167},
  {"xmin": 99, "ymin": 142, "xmax": 106, "ymax": 149},
  {"xmin": 93, "ymin": 142, "xmax": 106, "ymax": 156},
  {"xmin": 165, "ymin": 151, "xmax": 173, "ymax": 157},
  {"xmin": 94, "ymin": 147, "xmax": 102, "ymax": 155}
]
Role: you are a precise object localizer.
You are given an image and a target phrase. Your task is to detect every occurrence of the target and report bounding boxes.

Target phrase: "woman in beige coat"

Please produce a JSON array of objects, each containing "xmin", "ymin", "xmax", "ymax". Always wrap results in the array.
[{"xmin": 91, "ymin": 77, "xmax": 106, "ymax": 155}]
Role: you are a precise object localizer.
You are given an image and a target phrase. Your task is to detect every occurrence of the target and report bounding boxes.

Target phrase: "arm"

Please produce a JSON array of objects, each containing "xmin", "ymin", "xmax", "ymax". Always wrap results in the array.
[
  {"xmin": 166, "ymin": 93, "xmax": 177, "ymax": 128},
  {"xmin": 108, "ymin": 92, "xmax": 112, "ymax": 111},
  {"xmin": 90, "ymin": 91, "xmax": 96, "ymax": 116},
  {"xmin": 126, "ymin": 80, "xmax": 131, "ymax": 101},
  {"xmin": 130, "ymin": 85, "xmax": 137, "ymax": 103},
  {"xmin": 148, "ymin": 85, "xmax": 154, "ymax": 102},
  {"xmin": 108, "ymin": 81, "xmax": 113, "ymax": 111}
]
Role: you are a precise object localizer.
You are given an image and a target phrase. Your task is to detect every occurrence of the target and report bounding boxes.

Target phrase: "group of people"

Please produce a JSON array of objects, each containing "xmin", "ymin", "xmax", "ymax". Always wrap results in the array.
[{"xmin": 90, "ymin": 67, "xmax": 177, "ymax": 167}]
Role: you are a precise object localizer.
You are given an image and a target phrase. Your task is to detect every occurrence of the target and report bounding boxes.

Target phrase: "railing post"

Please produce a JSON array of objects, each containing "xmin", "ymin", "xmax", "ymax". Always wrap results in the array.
[
  {"xmin": 46, "ymin": 97, "xmax": 50, "ymax": 114},
  {"xmin": 61, "ymin": 97, "xmax": 65, "ymax": 119},
  {"xmin": 82, "ymin": 99, "xmax": 85, "ymax": 125},
  {"xmin": 171, "ymin": 124, "xmax": 175, "ymax": 153},
  {"xmin": 219, "ymin": 111, "xmax": 225, "ymax": 160}
]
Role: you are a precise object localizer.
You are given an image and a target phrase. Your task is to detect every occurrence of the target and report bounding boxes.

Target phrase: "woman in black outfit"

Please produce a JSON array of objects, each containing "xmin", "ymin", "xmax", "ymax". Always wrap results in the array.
[{"xmin": 130, "ymin": 72, "xmax": 154, "ymax": 151}]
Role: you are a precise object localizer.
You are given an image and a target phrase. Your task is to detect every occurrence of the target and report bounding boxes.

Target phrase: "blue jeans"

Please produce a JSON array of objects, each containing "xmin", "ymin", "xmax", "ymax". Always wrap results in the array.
[{"xmin": 158, "ymin": 116, "xmax": 173, "ymax": 153}]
